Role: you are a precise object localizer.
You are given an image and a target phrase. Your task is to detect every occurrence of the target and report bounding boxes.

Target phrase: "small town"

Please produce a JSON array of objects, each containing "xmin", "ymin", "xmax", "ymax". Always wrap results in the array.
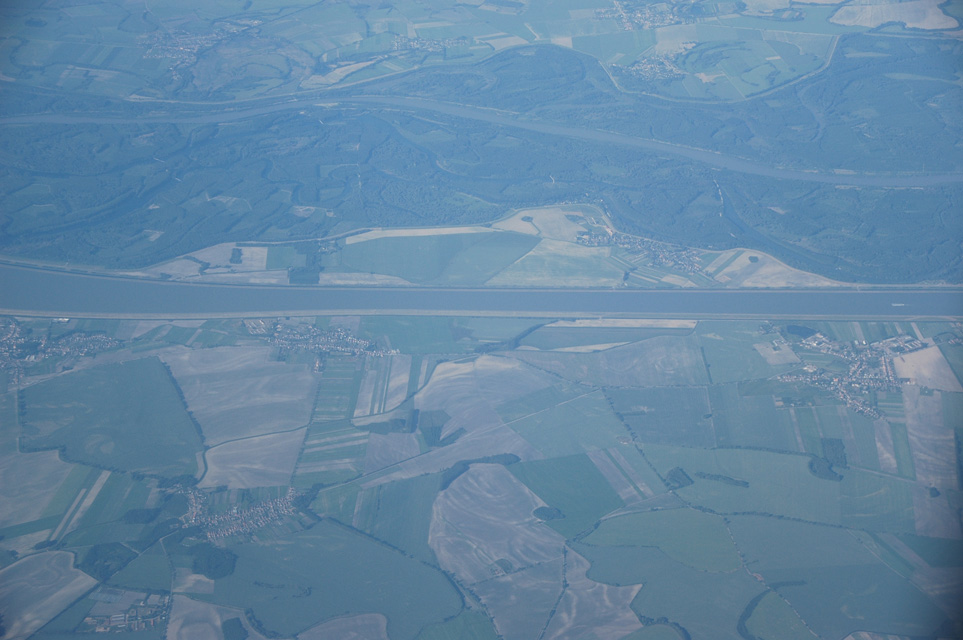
[
  {"xmin": 595, "ymin": 0, "xmax": 684, "ymax": 30},
  {"xmin": 578, "ymin": 229, "xmax": 705, "ymax": 274},
  {"xmin": 776, "ymin": 329, "xmax": 934, "ymax": 419},
  {"xmin": 392, "ymin": 35, "xmax": 470, "ymax": 54},
  {"xmin": 0, "ymin": 318, "xmax": 120, "ymax": 385},
  {"xmin": 182, "ymin": 487, "xmax": 302, "ymax": 541}
]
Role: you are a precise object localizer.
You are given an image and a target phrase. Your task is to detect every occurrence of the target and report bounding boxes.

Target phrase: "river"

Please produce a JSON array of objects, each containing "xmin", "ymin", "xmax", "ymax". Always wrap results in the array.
[{"xmin": 0, "ymin": 264, "xmax": 960, "ymax": 319}]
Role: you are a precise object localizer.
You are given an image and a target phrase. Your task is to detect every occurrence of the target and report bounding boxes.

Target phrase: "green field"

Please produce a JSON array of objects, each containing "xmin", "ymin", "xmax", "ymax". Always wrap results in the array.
[
  {"xmin": 887, "ymin": 422, "xmax": 917, "ymax": 480},
  {"xmin": 584, "ymin": 508, "xmax": 741, "ymax": 572},
  {"xmin": 361, "ymin": 317, "xmax": 467, "ymax": 354},
  {"xmin": 620, "ymin": 625, "xmax": 686, "ymax": 640},
  {"xmin": 726, "ymin": 514, "xmax": 947, "ymax": 635},
  {"xmin": 625, "ymin": 545, "xmax": 766, "ymax": 640},
  {"xmin": 708, "ymin": 384, "xmax": 797, "ymax": 451},
  {"xmin": 495, "ymin": 384, "xmax": 583, "ymax": 423},
  {"xmin": 643, "ymin": 445, "xmax": 843, "ymax": 525},
  {"xmin": 509, "ymin": 454, "xmax": 623, "ymax": 538},
  {"xmin": 697, "ymin": 322, "xmax": 796, "ymax": 384},
  {"xmin": 897, "ymin": 534, "xmax": 963, "ymax": 568},
  {"xmin": 507, "ymin": 391, "xmax": 628, "ymax": 457},
  {"xmin": 415, "ymin": 610, "xmax": 498, "ymax": 640},
  {"xmin": 355, "ymin": 473, "xmax": 441, "ymax": 564},
  {"xmin": 939, "ymin": 344, "xmax": 963, "ymax": 387},
  {"xmin": 839, "ymin": 470, "xmax": 915, "ymax": 533},
  {"xmin": 763, "ymin": 564, "xmax": 946, "ymax": 639},
  {"xmin": 339, "ymin": 232, "xmax": 537, "ymax": 285},
  {"xmin": 729, "ymin": 515, "xmax": 885, "ymax": 571},
  {"xmin": 606, "ymin": 387, "xmax": 713, "ymax": 448},
  {"xmin": 744, "ymin": 592, "xmax": 817, "ymax": 640},
  {"xmin": 312, "ymin": 356, "xmax": 365, "ymax": 421},
  {"xmin": 39, "ymin": 465, "xmax": 102, "ymax": 520},
  {"xmin": 793, "ymin": 408, "xmax": 823, "ymax": 456},
  {"xmin": 19, "ymin": 357, "xmax": 203, "ymax": 477},
  {"xmin": 849, "ymin": 412, "xmax": 881, "ymax": 471},
  {"xmin": 66, "ymin": 473, "xmax": 153, "ymax": 540},
  {"xmin": 108, "ymin": 542, "xmax": 172, "ymax": 591},
  {"xmin": 204, "ymin": 520, "xmax": 463, "ymax": 639},
  {"xmin": 577, "ymin": 540, "xmax": 767, "ymax": 639}
]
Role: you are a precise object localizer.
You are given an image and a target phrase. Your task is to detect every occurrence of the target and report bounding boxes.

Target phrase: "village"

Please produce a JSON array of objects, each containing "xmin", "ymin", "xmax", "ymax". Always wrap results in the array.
[
  {"xmin": 182, "ymin": 487, "xmax": 302, "ymax": 541},
  {"xmin": 0, "ymin": 318, "xmax": 120, "ymax": 385},
  {"xmin": 774, "ymin": 328, "xmax": 948, "ymax": 419},
  {"xmin": 577, "ymin": 228, "xmax": 705, "ymax": 274}
]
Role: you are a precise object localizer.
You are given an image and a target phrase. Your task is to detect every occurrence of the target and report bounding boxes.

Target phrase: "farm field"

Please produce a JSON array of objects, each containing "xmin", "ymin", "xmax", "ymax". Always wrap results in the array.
[
  {"xmin": 584, "ymin": 508, "xmax": 741, "ymax": 572},
  {"xmin": 135, "ymin": 205, "xmax": 852, "ymax": 291},
  {"xmin": 0, "ymin": 313, "xmax": 960, "ymax": 640},
  {"xmin": 0, "ymin": 0, "xmax": 961, "ymax": 633},
  {"xmin": 18, "ymin": 357, "xmax": 203, "ymax": 477}
]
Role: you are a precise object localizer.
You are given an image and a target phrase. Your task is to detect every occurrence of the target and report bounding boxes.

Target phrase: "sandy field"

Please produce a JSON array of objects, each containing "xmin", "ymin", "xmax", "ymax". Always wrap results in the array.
[
  {"xmin": 893, "ymin": 346, "xmax": 963, "ymax": 392},
  {"xmin": 873, "ymin": 418, "xmax": 900, "ymax": 476},
  {"xmin": 0, "ymin": 551, "xmax": 97, "ymax": 640},
  {"xmin": 430, "ymin": 463, "xmax": 565, "ymax": 585},
  {"xmin": 162, "ymin": 346, "xmax": 316, "ymax": 445},
  {"xmin": 714, "ymin": 250, "xmax": 844, "ymax": 288},
  {"xmin": 473, "ymin": 560, "xmax": 564, "ymax": 640},
  {"xmin": 511, "ymin": 335, "xmax": 708, "ymax": 387},
  {"xmin": 343, "ymin": 226, "xmax": 491, "ymax": 245},
  {"xmin": 901, "ymin": 386, "xmax": 958, "ymax": 491},
  {"xmin": 167, "ymin": 594, "xmax": 269, "ymax": 640},
  {"xmin": 541, "ymin": 551, "xmax": 644, "ymax": 640},
  {"xmin": 546, "ymin": 319, "xmax": 697, "ymax": 329},
  {"xmin": 191, "ymin": 243, "xmax": 268, "ymax": 272},
  {"xmin": 553, "ymin": 342, "xmax": 629, "ymax": 352},
  {"xmin": 298, "ymin": 613, "xmax": 389, "ymax": 640},
  {"xmin": 173, "ymin": 568, "xmax": 215, "ymax": 594},
  {"xmin": 493, "ymin": 207, "xmax": 589, "ymax": 242},
  {"xmin": 0, "ymin": 449, "xmax": 73, "ymax": 529},
  {"xmin": 197, "ymin": 271, "xmax": 290, "ymax": 285},
  {"xmin": 200, "ymin": 428, "xmax": 307, "ymax": 489},
  {"xmin": 485, "ymin": 239, "xmax": 623, "ymax": 288},
  {"xmin": 831, "ymin": 0, "xmax": 958, "ymax": 29}
]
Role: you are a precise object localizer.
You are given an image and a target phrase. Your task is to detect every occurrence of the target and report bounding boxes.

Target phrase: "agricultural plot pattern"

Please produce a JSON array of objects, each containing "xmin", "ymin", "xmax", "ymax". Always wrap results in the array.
[
  {"xmin": 2, "ymin": 1, "xmax": 962, "ymax": 287},
  {"xmin": 1, "ymin": 314, "xmax": 961, "ymax": 639}
]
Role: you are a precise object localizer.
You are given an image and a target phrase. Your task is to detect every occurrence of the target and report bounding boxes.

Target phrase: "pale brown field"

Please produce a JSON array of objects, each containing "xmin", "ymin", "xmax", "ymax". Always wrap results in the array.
[
  {"xmin": 0, "ymin": 551, "xmax": 97, "ymax": 640},
  {"xmin": 541, "ymin": 551, "xmax": 644, "ymax": 640},
  {"xmin": 298, "ymin": 613, "xmax": 389, "ymax": 640},
  {"xmin": 167, "ymin": 594, "xmax": 269, "ymax": 640},
  {"xmin": 429, "ymin": 464, "xmax": 565, "ymax": 585},
  {"xmin": 200, "ymin": 428, "xmax": 307, "ymax": 489},
  {"xmin": 893, "ymin": 347, "xmax": 963, "ymax": 392},
  {"xmin": 162, "ymin": 346, "xmax": 316, "ymax": 445}
]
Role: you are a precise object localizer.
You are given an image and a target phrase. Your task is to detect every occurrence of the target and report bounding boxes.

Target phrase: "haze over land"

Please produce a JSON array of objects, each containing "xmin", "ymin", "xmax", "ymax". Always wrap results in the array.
[
  {"xmin": 0, "ymin": 0, "xmax": 962, "ymax": 283},
  {"xmin": 0, "ymin": 0, "xmax": 962, "ymax": 639}
]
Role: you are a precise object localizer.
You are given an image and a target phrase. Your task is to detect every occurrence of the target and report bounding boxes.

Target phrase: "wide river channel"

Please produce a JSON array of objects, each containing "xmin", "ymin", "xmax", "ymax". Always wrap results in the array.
[{"xmin": 1, "ymin": 264, "xmax": 961, "ymax": 319}]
